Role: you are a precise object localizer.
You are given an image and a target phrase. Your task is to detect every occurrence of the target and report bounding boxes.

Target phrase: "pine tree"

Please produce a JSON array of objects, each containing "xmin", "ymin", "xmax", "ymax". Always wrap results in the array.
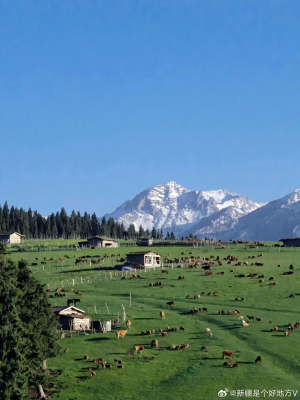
[
  {"xmin": 2, "ymin": 201, "xmax": 9, "ymax": 232},
  {"xmin": 165, "ymin": 231, "xmax": 170, "ymax": 240},
  {"xmin": 138, "ymin": 225, "xmax": 145, "ymax": 238},
  {"xmin": 0, "ymin": 258, "xmax": 59, "ymax": 399},
  {"xmin": 170, "ymin": 232, "xmax": 176, "ymax": 240},
  {"xmin": 151, "ymin": 227, "xmax": 157, "ymax": 239}
]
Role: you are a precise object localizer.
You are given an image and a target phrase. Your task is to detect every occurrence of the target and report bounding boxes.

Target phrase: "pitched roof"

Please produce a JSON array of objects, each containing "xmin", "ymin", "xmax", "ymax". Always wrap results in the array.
[
  {"xmin": 126, "ymin": 251, "xmax": 161, "ymax": 256},
  {"xmin": 0, "ymin": 232, "xmax": 25, "ymax": 237},
  {"xmin": 52, "ymin": 306, "xmax": 85, "ymax": 314}
]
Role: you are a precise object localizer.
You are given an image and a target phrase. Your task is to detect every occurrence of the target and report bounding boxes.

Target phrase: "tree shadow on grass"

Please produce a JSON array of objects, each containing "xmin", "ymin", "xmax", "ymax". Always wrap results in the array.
[
  {"xmin": 86, "ymin": 337, "xmax": 111, "ymax": 342},
  {"xmin": 220, "ymin": 326, "xmax": 241, "ymax": 330},
  {"xmin": 76, "ymin": 376, "xmax": 89, "ymax": 382},
  {"xmin": 202, "ymin": 357, "xmax": 221, "ymax": 360},
  {"xmin": 134, "ymin": 317, "xmax": 156, "ymax": 320}
]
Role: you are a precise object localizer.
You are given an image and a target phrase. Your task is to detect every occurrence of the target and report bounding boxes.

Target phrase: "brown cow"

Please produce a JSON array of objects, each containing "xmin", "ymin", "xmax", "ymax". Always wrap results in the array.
[
  {"xmin": 232, "ymin": 363, "xmax": 239, "ymax": 368},
  {"xmin": 126, "ymin": 320, "xmax": 132, "ymax": 329},
  {"xmin": 134, "ymin": 345, "xmax": 144, "ymax": 354},
  {"xmin": 222, "ymin": 351, "xmax": 234, "ymax": 359},
  {"xmin": 283, "ymin": 271, "xmax": 294, "ymax": 276},
  {"xmin": 151, "ymin": 339, "xmax": 159, "ymax": 348},
  {"xmin": 166, "ymin": 301, "xmax": 175, "ymax": 306},
  {"xmin": 161, "ymin": 331, "xmax": 169, "ymax": 337},
  {"xmin": 94, "ymin": 358, "xmax": 103, "ymax": 363},
  {"xmin": 223, "ymin": 362, "xmax": 231, "ymax": 367},
  {"xmin": 116, "ymin": 330, "xmax": 127, "ymax": 340},
  {"xmin": 255, "ymin": 356, "xmax": 262, "ymax": 364},
  {"xmin": 160, "ymin": 311, "xmax": 165, "ymax": 319}
]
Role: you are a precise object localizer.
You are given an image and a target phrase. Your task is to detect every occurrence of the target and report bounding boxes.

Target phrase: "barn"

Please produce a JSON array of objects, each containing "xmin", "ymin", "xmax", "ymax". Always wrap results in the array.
[
  {"xmin": 52, "ymin": 305, "xmax": 91, "ymax": 331},
  {"xmin": 78, "ymin": 236, "xmax": 119, "ymax": 249},
  {"xmin": 137, "ymin": 237, "xmax": 153, "ymax": 246},
  {"xmin": 0, "ymin": 232, "xmax": 25, "ymax": 245},
  {"xmin": 280, "ymin": 238, "xmax": 300, "ymax": 247},
  {"xmin": 126, "ymin": 251, "xmax": 161, "ymax": 268}
]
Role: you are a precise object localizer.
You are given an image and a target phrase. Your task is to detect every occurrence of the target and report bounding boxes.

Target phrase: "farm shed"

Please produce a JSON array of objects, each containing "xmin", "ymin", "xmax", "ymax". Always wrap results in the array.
[
  {"xmin": 78, "ymin": 236, "xmax": 119, "ymax": 249},
  {"xmin": 0, "ymin": 232, "xmax": 25, "ymax": 245},
  {"xmin": 136, "ymin": 237, "xmax": 153, "ymax": 246},
  {"xmin": 52, "ymin": 305, "xmax": 91, "ymax": 331},
  {"xmin": 126, "ymin": 251, "xmax": 161, "ymax": 267},
  {"xmin": 280, "ymin": 237, "xmax": 300, "ymax": 247}
]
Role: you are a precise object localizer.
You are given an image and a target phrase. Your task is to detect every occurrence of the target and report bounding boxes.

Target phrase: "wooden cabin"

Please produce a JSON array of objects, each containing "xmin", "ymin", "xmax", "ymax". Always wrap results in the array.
[
  {"xmin": 280, "ymin": 237, "xmax": 300, "ymax": 247},
  {"xmin": 52, "ymin": 305, "xmax": 91, "ymax": 331},
  {"xmin": 0, "ymin": 232, "xmax": 25, "ymax": 245},
  {"xmin": 126, "ymin": 251, "xmax": 161, "ymax": 268},
  {"xmin": 136, "ymin": 237, "xmax": 153, "ymax": 246},
  {"xmin": 78, "ymin": 236, "xmax": 119, "ymax": 249}
]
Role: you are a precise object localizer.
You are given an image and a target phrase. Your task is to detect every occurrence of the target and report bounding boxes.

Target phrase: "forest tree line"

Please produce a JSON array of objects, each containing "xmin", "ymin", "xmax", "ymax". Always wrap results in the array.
[{"xmin": 0, "ymin": 201, "xmax": 175, "ymax": 240}]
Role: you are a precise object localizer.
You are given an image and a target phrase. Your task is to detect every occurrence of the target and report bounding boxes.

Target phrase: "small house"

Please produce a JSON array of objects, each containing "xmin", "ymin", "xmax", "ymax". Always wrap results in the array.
[
  {"xmin": 126, "ymin": 251, "xmax": 161, "ymax": 268},
  {"xmin": 280, "ymin": 238, "xmax": 300, "ymax": 247},
  {"xmin": 0, "ymin": 232, "xmax": 25, "ymax": 245},
  {"xmin": 78, "ymin": 236, "xmax": 119, "ymax": 249},
  {"xmin": 52, "ymin": 305, "xmax": 91, "ymax": 331},
  {"xmin": 137, "ymin": 237, "xmax": 153, "ymax": 246}
]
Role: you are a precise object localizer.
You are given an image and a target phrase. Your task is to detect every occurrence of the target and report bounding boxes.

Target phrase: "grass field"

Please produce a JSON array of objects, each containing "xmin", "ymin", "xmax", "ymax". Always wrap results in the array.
[{"xmin": 9, "ymin": 244, "xmax": 300, "ymax": 400}]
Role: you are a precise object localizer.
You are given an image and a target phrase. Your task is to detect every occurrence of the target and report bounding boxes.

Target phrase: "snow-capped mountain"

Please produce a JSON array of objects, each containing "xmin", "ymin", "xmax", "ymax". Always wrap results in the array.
[
  {"xmin": 105, "ymin": 181, "xmax": 264, "ymax": 236},
  {"xmin": 209, "ymin": 189, "xmax": 300, "ymax": 241}
]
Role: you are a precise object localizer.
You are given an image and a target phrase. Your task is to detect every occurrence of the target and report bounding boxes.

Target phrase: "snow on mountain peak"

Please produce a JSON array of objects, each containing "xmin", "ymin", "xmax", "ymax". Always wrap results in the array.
[{"xmin": 105, "ymin": 181, "xmax": 264, "ymax": 236}]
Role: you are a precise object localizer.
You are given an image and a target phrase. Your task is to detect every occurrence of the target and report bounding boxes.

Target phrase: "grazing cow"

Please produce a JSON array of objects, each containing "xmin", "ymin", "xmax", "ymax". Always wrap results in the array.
[
  {"xmin": 238, "ymin": 316, "xmax": 244, "ymax": 321},
  {"xmin": 166, "ymin": 301, "xmax": 175, "ymax": 306},
  {"xmin": 134, "ymin": 345, "xmax": 144, "ymax": 354},
  {"xmin": 194, "ymin": 294, "xmax": 201, "ymax": 299},
  {"xmin": 223, "ymin": 362, "xmax": 231, "ymax": 367},
  {"xmin": 121, "ymin": 277, "xmax": 125, "ymax": 280},
  {"xmin": 116, "ymin": 330, "xmax": 127, "ymax": 340},
  {"xmin": 64, "ymin": 349, "xmax": 68, "ymax": 354},
  {"xmin": 169, "ymin": 345, "xmax": 177, "ymax": 350},
  {"xmin": 222, "ymin": 351, "xmax": 234, "ymax": 359},
  {"xmin": 179, "ymin": 343, "xmax": 189, "ymax": 350},
  {"xmin": 162, "ymin": 331, "xmax": 169, "ymax": 337},
  {"xmin": 289, "ymin": 294, "xmax": 295, "ymax": 298},
  {"xmin": 151, "ymin": 339, "xmax": 159, "ymax": 348},
  {"xmin": 235, "ymin": 298, "xmax": 240, "ymax": 301},
  {"xmin": 241, "ymin": 297, "xmax": 245, "ymax": 301},
  {"xmin": 259, "ymin": 279, "xmax": 265, "ymax": 284},
  {"xmin": 178, "ymin": 276, "xmax": 185, "ymax": 280},
  {"xmin": 205, "ymin": 272, "xmax": 213, "ymax": 276},
  {"xmin": 205, "ymin": 328, "xmax": 211, "ymax": 333},
  {"xmin": 114, "ymin": 358, "xmax": 122, "ymax": 364},
  {"xmin": 209, "ymin": 332, "xmax": 213, "ymax": 338},
  {"xmin": 90, "ymin": 371, "xmax": 96, "ymax": 377},
  {"xmin": 94, "ymin": 358, "xmax": 103, "ymax": 363},
  {"xmin": 255, "ymin": 356, "xmax": 262, "ymax": 364},
  {"xmin": 201, "ymin": 346, "xmax": 208, "ymax": 351},
  {"xmin": 285, "ymin": 331, "xmax": 291, "ymax": 336},
  {"xmin": 84, "ymin": 355, "xmax": 89, "ymax": 360},
  {"xmin": 232, "ymin": 363, "xmax": 239, "ymax": 368},
  {"xmin": 290, "ymin": 264, "xmax": 294, "ymax": 269},
  {"xmin": 242, "ymin": 321, "xmax": 250, "ymax": 327},
  {"xmin": 269, "ymin": 282, "xmax": 278, "ymax": 286},
  {"xmin": 217, "ymin": 272, "xmax": 224, "ymax": 275},
  {"xmin": 117, "ymin": 364, "xmax": 123, "ymax": 369},
  {"xmin": 202, "ymin": 307, "xmax": 208, "ymax": 313},
  {"xmin": 126, "ymin": 320, "xmax": 132, "ymax": 329},
  {"xmin": 283, "ymin": 271, "xmax": 294, "ymax": 276},
  {"xmin": 102, "ymin": 363, "xmax": 112, "ymax": 369},
  {"xmin": 162, "ymin": 270, "xmax": 168, "ymax": 274},
  {"xmin": 160, "ymin": 311, "xmax": 165, "ymax": 319},
  {"xmin": 235, "ymin": 274, "xmax": 245, "ymax": 278},
  {"xmin": 180, "ymin": 326, "xmax": 185, "ymax": 331},
  {"xmin": 269, "ymin": 277, "xmax": 274, "ymax": 281},
  {"xmin": 255, "ymin": 317, "xmax": 262, "ymax": 322}
]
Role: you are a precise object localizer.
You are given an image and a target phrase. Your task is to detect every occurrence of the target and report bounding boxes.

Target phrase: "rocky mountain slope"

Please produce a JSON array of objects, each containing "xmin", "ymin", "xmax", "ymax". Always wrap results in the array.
[
  {"xmin": 105, "ymin": 181, "xmax": 264, "ymax": 237},
  {"xmin": 204, "ymin": 189, "xmax": 300, "ymax": 241}
]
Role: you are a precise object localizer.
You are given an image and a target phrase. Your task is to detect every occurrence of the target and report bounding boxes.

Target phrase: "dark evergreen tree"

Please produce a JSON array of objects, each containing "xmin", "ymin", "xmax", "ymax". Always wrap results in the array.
[
  {"xmin": 0, "ymin": 258, "xmax": 59, "ymax": 399},
  {"xmin": 138, "ymin": 225, "xmax": 145, "ymax": 238},
  {"xmin": 170, "ymin": 232, "xmax": 176, "ymax": 240},
  {"xmin": 151, "ymin": 227, "xmax": 157, "ymax": 239}
]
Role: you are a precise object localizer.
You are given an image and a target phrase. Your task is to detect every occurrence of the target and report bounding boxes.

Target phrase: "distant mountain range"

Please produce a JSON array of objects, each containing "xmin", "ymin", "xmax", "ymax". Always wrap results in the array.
[{"xmin": 104, "ymin": 181, "xmax": 300, "ymax": 240}]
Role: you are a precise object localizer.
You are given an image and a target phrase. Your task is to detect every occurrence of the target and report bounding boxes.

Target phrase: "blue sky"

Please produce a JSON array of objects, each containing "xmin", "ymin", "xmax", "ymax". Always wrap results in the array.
[{"xmin": 1, "ymin": 0, "xmax": 299, "ymax": 216}]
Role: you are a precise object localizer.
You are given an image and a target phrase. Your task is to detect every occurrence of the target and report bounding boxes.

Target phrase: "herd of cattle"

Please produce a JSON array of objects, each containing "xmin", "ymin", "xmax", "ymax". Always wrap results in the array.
[{"xmin": 51, "ymin": 247, "xmax": 298, "ymax": 382}]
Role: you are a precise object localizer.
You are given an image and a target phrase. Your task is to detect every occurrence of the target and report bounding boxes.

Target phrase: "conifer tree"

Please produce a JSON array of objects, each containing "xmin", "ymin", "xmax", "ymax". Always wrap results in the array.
[{"xmin": 0, "ymin": 258, "xmax": 59, "ymax": 399}]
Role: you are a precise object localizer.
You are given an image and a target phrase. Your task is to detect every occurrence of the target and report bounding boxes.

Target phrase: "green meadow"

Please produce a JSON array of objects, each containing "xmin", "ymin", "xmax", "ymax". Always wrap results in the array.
[{"xmin": 9, "ymin": 244, "xmax": 300, "ymax": 400}]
